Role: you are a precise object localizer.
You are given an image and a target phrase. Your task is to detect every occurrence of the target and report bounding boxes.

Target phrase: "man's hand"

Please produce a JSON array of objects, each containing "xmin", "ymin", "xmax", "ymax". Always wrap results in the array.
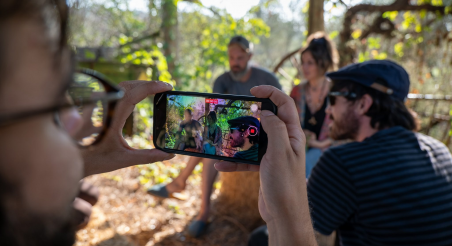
[
  {"xmin": 214, "ymin": 85, "xmax": 317, "ymax": 246},
  {"xmin": 81, "ymin": 81, "xmax": 175, "ymax": 177}
]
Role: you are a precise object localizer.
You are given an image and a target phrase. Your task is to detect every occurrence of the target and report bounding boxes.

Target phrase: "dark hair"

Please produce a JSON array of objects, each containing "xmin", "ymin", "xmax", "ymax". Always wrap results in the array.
[
  {"xmin": 207, "ymin": 111, "xmax": 217, "ymax": 123},
  {"xmin": 0, "ymin": 0, "xmax": 68, "ymax": 77},
  {"xmin": 248, "ymin": 130, "xmax": 259, "ymax": 145},
  {"xmin": 301, "ymin": 32, "xmax": 339, "ymax": 73},
  {"xmin": 184, "ymin": 108, "xmax": 192, "ymax": 116},
  {"xmin": 332, "ymin": 80, "xmax": 416, "ymax": 131}
]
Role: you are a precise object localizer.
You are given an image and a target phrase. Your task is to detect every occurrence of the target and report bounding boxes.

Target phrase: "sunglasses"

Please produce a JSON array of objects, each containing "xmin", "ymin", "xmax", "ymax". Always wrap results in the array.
[
  {"xmin": 0, "ymin": 68, "xmax": 124, "ymax": 147},
  {"xmin": 229, "ymin": 127, "xmax": 241, "ymax": 134},
  {"xmin": 328, "ymin": 91, "xmax": 357, "ymax": 105}
]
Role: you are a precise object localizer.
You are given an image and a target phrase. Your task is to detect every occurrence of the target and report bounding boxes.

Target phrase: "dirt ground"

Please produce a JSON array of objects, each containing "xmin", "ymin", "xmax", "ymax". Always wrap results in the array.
[{"xmin": 75, "ymin": 155, "xmax": 260, "ymax": 246}]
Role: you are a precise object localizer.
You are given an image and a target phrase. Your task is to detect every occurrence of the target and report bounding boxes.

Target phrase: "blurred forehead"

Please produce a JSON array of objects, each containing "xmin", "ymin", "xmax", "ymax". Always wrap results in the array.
[
  {"xmin": 0, "ymin": 18, "xmax": 70, "ymax": 114},
  {"xmin": 228, "ymin": 44, "xmax": 248, "ymax": 56}
]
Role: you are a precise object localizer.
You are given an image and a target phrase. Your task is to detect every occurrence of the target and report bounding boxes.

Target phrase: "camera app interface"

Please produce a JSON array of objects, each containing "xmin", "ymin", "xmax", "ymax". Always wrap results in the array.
[{"xmin": 162, "ymin": 95, "xmax": 262, "ymax": 161}]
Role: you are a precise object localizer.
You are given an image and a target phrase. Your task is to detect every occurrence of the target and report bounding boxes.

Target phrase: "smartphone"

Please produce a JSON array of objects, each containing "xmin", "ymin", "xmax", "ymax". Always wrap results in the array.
[{"xmin": 153, "ymin": 91, "xmax": 277, "ymax": 165}]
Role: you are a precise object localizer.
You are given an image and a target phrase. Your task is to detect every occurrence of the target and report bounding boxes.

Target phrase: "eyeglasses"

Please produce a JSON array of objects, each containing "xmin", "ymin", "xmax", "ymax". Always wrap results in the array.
[
  {"xmin": 230, "ymin": 127, "xmax": 240, "ymax": 134},
  {"xmin": 0, "ymin": 68, "xmax": 124, "ymax": 147},
  {"xmin": 328, "ymin": 91, "xmax": 357, "ymax": 105}
]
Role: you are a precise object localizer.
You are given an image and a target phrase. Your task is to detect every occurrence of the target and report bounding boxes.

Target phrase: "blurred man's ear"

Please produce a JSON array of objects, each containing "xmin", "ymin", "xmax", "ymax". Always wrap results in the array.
[
  {"xmin": 356, "ymin": 94, "xmax": 373, "ymax": 116},
  {"xmin": 248, "ymin": 53, "xmax": 253, "ymax": 60}
]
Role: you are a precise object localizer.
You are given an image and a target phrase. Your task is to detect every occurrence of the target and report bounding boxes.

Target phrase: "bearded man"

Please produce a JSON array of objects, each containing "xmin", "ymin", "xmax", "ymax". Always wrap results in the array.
[
  {"xmin": 248, "ymin": 59, "xmax": 452, "ymax": 246},
  {"xmin": 213, "ymin": 35, "xmax": 281, "ymax": 95},
  {"xmin": 227, "ymin": 116, "xmax": 260, "ymax": 161},
  {"xmin": 306, "ymin": 60, "xmax": 452, "ymax": 246}
]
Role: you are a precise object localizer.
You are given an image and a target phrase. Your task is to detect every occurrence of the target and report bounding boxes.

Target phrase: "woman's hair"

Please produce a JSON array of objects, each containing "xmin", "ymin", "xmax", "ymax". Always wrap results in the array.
[
  {"xmin": 207, "ymin": 111, "xmax": 217, "ymax": 123},
  {"xmin": 301, "ymin": 31, "xmax": 339, "ymax": 73},
  {"xmin": 331, "ymin": 80, "xmax": 416, "ymax": 131}
]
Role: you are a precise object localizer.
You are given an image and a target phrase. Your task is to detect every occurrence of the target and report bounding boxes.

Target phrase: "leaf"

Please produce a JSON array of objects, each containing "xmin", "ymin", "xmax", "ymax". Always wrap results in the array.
[
  {"xmin": 329, "ymin": 31, "xmax": 339, "ymax": 40},
  {"xmin": 382, "ymin": 11, "xmax": 398, "ymax": 21},
  {"xmin": 352, "ymin": 29, "xmax": 362, "ymax": 39},
  {"xmin": 394, "ymin": 42, "xmax": 404, "ymax": 57},
  {"xmin": 84, "ymin": 50, "xmax": 96, "ymax": 59}
]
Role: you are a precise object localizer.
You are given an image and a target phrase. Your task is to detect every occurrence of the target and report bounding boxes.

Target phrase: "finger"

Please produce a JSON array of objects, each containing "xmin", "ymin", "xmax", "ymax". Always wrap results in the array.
[
  {"xmin": 260, "ymin": 110, "xmax": 293, "ymax": 154},
  {"xmin": 113, "ymin": 81, "xmax": 172, "ymax": 129},
  {"xmin": 250, "ymin": 85, "xmax": 299, "ymax": 127},
  {"xmin": 118, "ymin": 80, "xmax": 157, "ymax": 92},
  {"xmin": 214, "ymin": 161, "xmax": 260, "ymax": 172},
  {"xmin": 122, "ymin": 81, "xmax": 173, "ymax": 105},
  {"xmin": 251, "ymin": 86, "xmax": 305, "ymax": 154},
  {"xmin": 110, "ymin": 149, "xmax": 176, "ymax": 171}
]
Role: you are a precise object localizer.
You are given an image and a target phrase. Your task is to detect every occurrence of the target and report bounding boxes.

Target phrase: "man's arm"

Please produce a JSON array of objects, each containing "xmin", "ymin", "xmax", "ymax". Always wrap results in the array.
[{"xmin": 215, "ymin": 85, "xmax": 317, "ymax": 246}]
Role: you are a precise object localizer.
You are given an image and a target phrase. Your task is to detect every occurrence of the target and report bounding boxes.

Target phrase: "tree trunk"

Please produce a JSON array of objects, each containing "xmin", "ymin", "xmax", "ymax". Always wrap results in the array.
[
  {"xmin": 308, "ymin": 0, "xmax": 325, "ymax": 35},
  {"xmin": 161, "ymin": 0, "xmax": 178, "ymax": 86},
  {"xmin": 214, "ymin": 172, "xmax": 263, "ymax": 231}
]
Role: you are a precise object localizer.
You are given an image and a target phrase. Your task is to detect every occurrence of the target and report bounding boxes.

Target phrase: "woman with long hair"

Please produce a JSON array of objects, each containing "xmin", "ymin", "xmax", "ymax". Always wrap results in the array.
[
  {"xmin": 290, "ymin": 32, "xmax": 339, "ymax": 178},
  {"xmin": 202, "ymin": 111, "xmax": 223, "ymax": 155}
]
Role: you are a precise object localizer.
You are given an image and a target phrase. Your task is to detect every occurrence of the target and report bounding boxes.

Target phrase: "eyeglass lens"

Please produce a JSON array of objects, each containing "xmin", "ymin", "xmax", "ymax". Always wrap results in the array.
[{"xmin": 64, "ymin": 72, "xmax": 108, "ymax": 146}]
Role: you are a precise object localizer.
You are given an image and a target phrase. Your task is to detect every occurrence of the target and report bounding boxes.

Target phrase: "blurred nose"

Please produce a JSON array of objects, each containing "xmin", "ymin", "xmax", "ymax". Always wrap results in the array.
[
  {"xmin": 325, "ymin": 105, "xmax": 332, "ymax": 114},
  {"xmin": 59, "ymin": 107, "xmax": 83, "ymax": 137}
]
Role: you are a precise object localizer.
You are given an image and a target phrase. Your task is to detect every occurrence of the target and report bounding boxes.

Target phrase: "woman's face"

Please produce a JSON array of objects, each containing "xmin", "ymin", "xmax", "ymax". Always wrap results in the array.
[
  {"xmin": 207, "ymin": 116, "xmax": 215, "ymax": 125},
  {"xmin": 301, "ymin": 51, "xmax": 321, "ymax": 82},
  {"xmin": 184, "ymin": 111, "xmax": 192, "ymax": 121}
]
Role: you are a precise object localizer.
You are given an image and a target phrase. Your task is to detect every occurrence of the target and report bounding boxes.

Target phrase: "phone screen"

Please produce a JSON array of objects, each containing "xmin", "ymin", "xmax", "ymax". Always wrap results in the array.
[{"xmin": 161, "ymin": 94, "xmax": 263, "ymax": 162}]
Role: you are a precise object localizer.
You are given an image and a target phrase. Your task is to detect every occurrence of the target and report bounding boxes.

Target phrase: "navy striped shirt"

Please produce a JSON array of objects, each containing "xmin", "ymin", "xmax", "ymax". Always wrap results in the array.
[{"xmin": 308, "ymin": 126, "xmax": 452, "ymax": 246}]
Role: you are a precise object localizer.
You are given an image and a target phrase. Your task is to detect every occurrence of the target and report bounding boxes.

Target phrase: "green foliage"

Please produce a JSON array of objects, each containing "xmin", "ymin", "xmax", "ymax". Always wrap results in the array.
[{"xmin": 177, "ymin": 8, "xmax": 270, "ymax": 91}]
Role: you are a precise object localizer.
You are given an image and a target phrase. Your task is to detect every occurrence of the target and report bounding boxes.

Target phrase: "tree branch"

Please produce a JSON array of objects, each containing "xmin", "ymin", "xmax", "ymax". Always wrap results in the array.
[
  {"xmin": 338, "ymin": 0, "xmax": 449, "ymax": 66},
  {"xmin": 273, "ymin": 48, "xmax": 301, "ymax": 73},
  {"xmin": 119, "ymin": 31, "xmax": 161, "ymax": 48}
]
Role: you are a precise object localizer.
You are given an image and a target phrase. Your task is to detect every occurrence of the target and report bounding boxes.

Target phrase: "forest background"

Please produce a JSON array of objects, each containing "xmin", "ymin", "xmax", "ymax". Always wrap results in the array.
[{"xmin": 70, "ymin": 1, "xmax": 452, "ymax": 245}]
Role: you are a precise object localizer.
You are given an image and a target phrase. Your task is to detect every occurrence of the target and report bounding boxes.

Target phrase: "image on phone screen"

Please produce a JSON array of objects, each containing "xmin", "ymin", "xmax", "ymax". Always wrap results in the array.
[{"xmin": 162, "ymin": 94, "xmax": 262, "ymax": 162}]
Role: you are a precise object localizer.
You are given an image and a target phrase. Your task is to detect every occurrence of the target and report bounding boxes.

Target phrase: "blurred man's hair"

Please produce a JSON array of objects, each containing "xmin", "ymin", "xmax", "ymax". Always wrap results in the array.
[
  {"xmin": 332, "ymin": 80, "xmax": 416, "ymax": 131},
  {"xmin": 0, "ymin": 0, "xmax": 68, "ymax": 77},
  {"xmin": 301, "ymin": 32, "xmax": 339, "ymax": 73}
]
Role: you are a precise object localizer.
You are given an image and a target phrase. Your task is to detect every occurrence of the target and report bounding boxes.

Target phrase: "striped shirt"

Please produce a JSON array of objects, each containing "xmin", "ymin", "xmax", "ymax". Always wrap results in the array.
[{"xmin": 307, "ymin": 126, "xmax": 452, "ymax": 246}]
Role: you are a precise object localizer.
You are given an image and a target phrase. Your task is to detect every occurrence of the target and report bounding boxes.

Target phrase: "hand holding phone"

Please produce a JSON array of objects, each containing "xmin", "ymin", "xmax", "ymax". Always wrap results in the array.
[
  {"xmin": 153, "ymin": 91, "xmax": 278, "ymax": 165},
  {"xmin": 215, "ymin": 85, "xmax": 316, "ymax": 245}
]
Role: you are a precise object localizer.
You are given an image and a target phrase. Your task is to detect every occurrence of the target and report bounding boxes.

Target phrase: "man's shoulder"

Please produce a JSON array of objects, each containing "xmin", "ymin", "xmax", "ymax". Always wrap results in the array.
[
  {"xmin": 214, "ymin": 72, "xmax": 231, "ymax": 83},
  {"xmin": 252, "ymin": 66, "xmax": 277, "ymax": 78},
  {"xmin": 415, "ymin": 131, "xmax": 450, "ymax": 153}
]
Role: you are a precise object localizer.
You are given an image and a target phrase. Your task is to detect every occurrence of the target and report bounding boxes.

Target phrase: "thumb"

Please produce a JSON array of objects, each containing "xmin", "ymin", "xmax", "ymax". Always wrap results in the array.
[{"xmin": 111, "ymin": 149, "xmax": 175, "ymax": 169}]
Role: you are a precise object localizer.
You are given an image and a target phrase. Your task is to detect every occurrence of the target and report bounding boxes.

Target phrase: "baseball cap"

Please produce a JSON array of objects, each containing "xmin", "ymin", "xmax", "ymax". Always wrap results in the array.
[
  {"xmin": 326, "ymin": 59, "xmax": 410, "ymax": 101},
  {"xmin": 228, "ymin": 35, "xmax": 252, "ymax": 53},
  {"xmin": 228, "ymin": 116, "xmax": 260, "ymax": 131}
]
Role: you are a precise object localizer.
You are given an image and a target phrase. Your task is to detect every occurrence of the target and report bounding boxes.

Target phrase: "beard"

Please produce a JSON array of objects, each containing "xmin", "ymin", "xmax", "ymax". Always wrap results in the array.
[
  {"xmin": 230, "ymin": 135, "xmax": 245, "ymax": 148},
  {"xmin": 329, "ymin": 110, "xmax": 360, "ymax": 141},
  {"xmin": 229, "ymin": 63, "xmax": 249, "ymax": 81},
  {"xmin": 0, "ymin": 206, "xmax": 77, "ymax": 246}
]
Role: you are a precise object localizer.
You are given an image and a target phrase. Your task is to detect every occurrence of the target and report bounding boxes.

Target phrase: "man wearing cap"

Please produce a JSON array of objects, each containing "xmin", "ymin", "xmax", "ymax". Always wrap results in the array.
[
  {"xmin": 213, "ymin": 35, "xmax": 282, "ymax": 95},
  {"xmin": 227, "ymin": 116, "xmax": 260, "ymax": 161},
  {"xmin": 249, "ymin": 59, "xmax": 452, "ymax": 246}
]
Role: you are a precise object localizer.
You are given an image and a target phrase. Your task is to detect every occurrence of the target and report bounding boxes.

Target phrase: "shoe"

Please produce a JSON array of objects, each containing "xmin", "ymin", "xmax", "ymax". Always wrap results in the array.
[
  {"xmin": 147, "ymin": 184, "xmax": 187, "ymax": 200},
  {"xmin": 187, "ymin": 220, "xmax": 208, "ymax": 238}
]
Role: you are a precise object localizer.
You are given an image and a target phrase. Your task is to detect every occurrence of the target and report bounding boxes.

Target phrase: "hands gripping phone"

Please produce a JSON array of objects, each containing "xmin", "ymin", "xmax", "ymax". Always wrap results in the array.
[{"xmin": 153, "ymin": 91, "xmax": 277, "ymax": 165}]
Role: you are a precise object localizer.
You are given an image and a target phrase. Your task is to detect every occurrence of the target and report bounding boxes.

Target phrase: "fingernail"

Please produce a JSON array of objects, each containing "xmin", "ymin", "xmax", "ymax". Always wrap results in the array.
[
  {"xmin": 260, "ymin": 110, "xmax": 275, "ymax": 117},
  {"xmin": 164, "ymin": 154, "xmax": 176, "ymax": 160}
]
